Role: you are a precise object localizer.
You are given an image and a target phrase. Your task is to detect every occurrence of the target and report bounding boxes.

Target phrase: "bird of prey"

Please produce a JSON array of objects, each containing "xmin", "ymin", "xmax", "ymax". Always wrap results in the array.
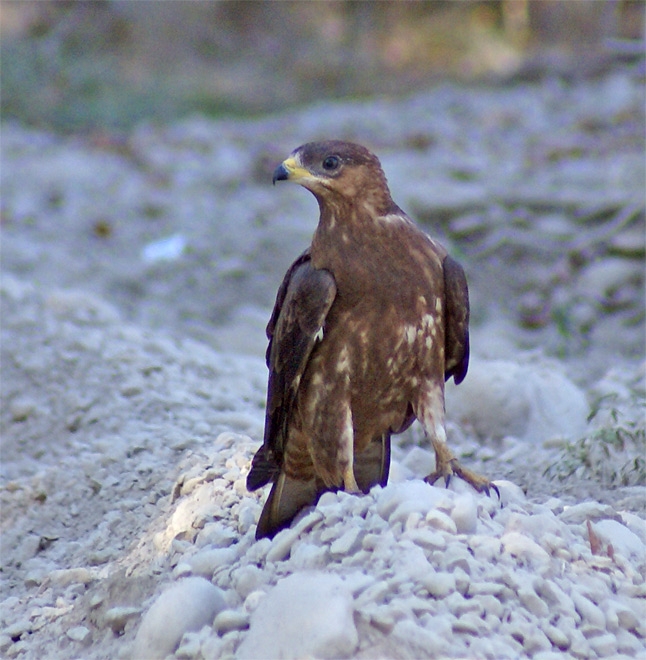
[{"xmin": 247, "ymin": 140, "xmax": 496, "ymax": 540}]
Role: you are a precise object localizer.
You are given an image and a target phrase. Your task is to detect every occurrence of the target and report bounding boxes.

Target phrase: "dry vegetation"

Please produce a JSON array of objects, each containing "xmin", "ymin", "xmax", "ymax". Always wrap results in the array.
[{"xmin": 1, "ymin": 0, "xmax": 643, "ymax": 132}]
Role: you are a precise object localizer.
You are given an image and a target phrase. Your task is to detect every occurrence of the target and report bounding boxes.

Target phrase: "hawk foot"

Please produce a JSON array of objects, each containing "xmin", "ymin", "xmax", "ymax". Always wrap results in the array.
[{"xmin": 425, "ymin": 458, "xmax": 500, "ymax": 500}]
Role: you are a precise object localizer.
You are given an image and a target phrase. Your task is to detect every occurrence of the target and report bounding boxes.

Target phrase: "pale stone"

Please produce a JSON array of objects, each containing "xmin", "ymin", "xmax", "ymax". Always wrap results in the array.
[
  {"xmin": 236, "ymin": 573, "xmax": 358, "ymax": 660},
  {"xmin": 450, "ymin": 493, "xmax": 477, "ymax": 534},
  {"xmin": 66, "ymin": 625, "xmax": 90, "ymax": 642},
  {"xmin": 501, "ymin": 531, "xmax": 550, "ymax": 566},
  {"xmin": 588, "ymin": 632, "xmax": 618, "ymax": 656},
  {"xmin": 391, "ymin": 619, "xmax": 449, "ymax": 656},
  {"xmin": 406, "ymin": 527, "xmax": 447, "ymax": 551},
  {"xmin": 48, "ymin": 568, "xmax": 93, "ymax": 587},
  {"xmin": 425, "ymin": 510, "xmax": 458, "ymax": 534},
  {"xmin": 518, "ymin": 587, "xmax": 550, "ymax": 618},
  {"xmin": 541, "ymin": 622, "xmax": 569, "ymax": 650},
  {"xmin": 594, "ymin": 519, "xmax": 645, "ymax": 560},
  {"xmin": 572, "ymin": 592, "xmax": 606, "ymax": 629},
  {"xmin": 421, "ymin": 572, "xmax": 455, "ymax": 599},
  {"xmin": 445, "ymin": 359, "xmax": 588, "ymax": 443},
  {"xmin": 132, "ymin": 578, "xmax": 225, "ymax": 660},
  {"xmin": 212, "ymin": 609, "xmax": 249, "ymax": 634}
]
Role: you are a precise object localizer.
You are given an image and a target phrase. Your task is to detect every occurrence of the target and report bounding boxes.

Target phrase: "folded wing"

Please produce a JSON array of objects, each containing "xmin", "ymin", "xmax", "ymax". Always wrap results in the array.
[{"xmin": 247, "ymin": 251, "xmax": 337, "ymax": 491}]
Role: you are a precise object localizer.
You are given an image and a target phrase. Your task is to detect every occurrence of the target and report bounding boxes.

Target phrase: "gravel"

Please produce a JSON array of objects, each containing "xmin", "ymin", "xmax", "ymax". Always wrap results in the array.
[{"xmin": 1, "ymin": 68, "xmax": 644, "ymax": 659}]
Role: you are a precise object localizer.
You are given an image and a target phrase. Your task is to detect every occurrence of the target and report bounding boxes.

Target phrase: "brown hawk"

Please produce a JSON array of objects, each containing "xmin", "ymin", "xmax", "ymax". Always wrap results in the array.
[{"xmin": 247, "ymin": 140, "xmax": 496, "ymax": 540}]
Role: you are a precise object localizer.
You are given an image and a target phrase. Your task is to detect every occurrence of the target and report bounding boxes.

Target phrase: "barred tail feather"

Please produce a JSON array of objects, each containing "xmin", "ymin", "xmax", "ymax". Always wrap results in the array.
[
  {"xmin": 255, "ymin": 473, "xmax": 319, "ymax": 540},
  {"xmin": 354, "ymin": 432, "xmax": 391, "ymax": 493}
]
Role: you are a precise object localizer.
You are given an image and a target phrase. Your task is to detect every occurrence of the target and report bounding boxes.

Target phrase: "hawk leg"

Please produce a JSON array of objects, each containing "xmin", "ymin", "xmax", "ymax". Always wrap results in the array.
[
  {"xmin": 343, "ymin": 464, "xmax": 361, "ymax": 494},
  {"xmin": 426, "ymin": 434, "xmax": 500, "ymax": 499}
]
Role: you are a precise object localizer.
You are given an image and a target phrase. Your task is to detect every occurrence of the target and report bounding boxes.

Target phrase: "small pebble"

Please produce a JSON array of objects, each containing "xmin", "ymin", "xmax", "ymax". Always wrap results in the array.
[
  {"xmin": 588, "ymin": 632, "xmax": 618, "ymax": 656},
  {"xmin": 425, "ymin": 510, "xmax": 458, "ymax": 534},
  {"xmin": 541, "ymin": 623, "xmax": 569, "ymax": 650},
  {"xmin": 48, "ymin": 568, "xmax": 93, "ymax": 587},
  {"xmin": 421, "ymin": 572, "xmax": 455, "ymax": 598},
  {"xmin": 66, "ymin": 626, "xmax": 90, "ymax": 642},
  {"xmin": 104, "ymin": 606, "xmax": 141, "ymax": 634},
  {"xmin": 572, "ymin": 592, "xmax": 606, "ymax": 628},
  {"xmin": 450, "ymin": 493, "xmax": 477, "ymax": 534},
  {"xmin": 265, "ymin": 528, "xmax": 300, "ymax": 563},
  {"xmin": 213, "ymin": 609, "xmax": 249, "ymax": 634}
]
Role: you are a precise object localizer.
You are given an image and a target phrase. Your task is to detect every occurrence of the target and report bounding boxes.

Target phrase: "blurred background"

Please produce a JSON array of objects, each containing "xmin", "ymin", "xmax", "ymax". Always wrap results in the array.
[
  {"xmin": 1, "ymin": 0, "xmax": 644, "ymax": 379},
  {"xmin": 1, "ymin": 1, "xmax": 645, "ymax": 502},
  {"xmin": 2, "ymin": 0, "xmax": 644, "ymax": 133}
]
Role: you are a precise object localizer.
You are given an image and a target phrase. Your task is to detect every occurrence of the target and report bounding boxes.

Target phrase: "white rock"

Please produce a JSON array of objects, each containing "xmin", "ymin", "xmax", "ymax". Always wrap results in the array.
[
  {"xmin": 469, "ymin": 581, "xmax": 506, "ymax": 597},
  {"xmin": 400, "ymin": 446, "xmax": 435, "ymax": 478},
  {"xmin": 588, "ymin": 632, "xmax": 618, "ymax": 656},
  {"xmin": 184, "ymin": 546, "xmax": 239, "ymax": 578},
  {"xmin": 541, "ymin": 622, "xmax": 569, "ymax": 650},
  {"xmin": 452, "ymin": 612, "xmax": 483, "ymax": 635},
  {"xmin": 468, "ymin": 535, "xmax": 503, "ymax": 562},
  {"xmin": 594, "ymin": 519, "xmax": 645, "ymax": 560},
  {"xmin": 533, "ymin": 653, "xmax": 569, "ymax": 660},
  {"xmin": 354, "ymin": 580, "xmax": 390, "ymax": 609},
  {"xmin": 572, "ymin": 592, "xmax": 606, "ymax": 629},
  {"xmin": 104, "ymin": 606, "xmax": 141, "ymax": 634},
  {"xmin": 421, "ymin": 571, "xmax": 456, "ymax": 598},
  {"xmin": 501, "ymin": 531, "xmax": 550, "ymax": 566},
  {"xmin": 66, "ymin": 625, "xmax": 90, "ymax": 642},
  {"xmin": 473, "ymin": 594, "xmax": 504, "ymax": 619},
  {"xmin": 533, "ymin": 577, "xmax": 576, "ymax": 617},
  {"xmin": 558, "ymin": 501, "xmax": 616, "ymax": 524},
  {"xmin": 526, "ymin": 628, "xmax": 553, "ymax": 653},
  {"xmin": 450, "ymin": 493, "xmax": 477, "ymax": 534},
  {"xmin": 492, "ymin": 480, "xmax": 526, "ymax": 507},
  {"xmin": 406, "ymin": 527, "xmax": 447, "ymax": 551},
  {"xmin": 232, "ymin": 565, "xmax": 267, "ymax": 599},
  {"xmin": 330, "ymin": 527, "xmax": 363, "ymax": 556},
  {"xmin": 425, "ymin": 510, "xmax": 458, "ymax": 534},
  {"xmin": 391, "ymin": 619, "xmax": 449, "ymax": 656},
  {"xmin": 518, "ymin": 586, "xmax": 550, "ymax": 618},
  {"xmin": 443, "ymin": 548, "xmax": 473, "ymax": 575},
  {"xmin": 288, "ymin": 540, "xmax": 328, "ymax": 569},
  {"xmin": 620, "ymin": 511, "xmax": 646, "ymax": 544},
  {"xmin": 377, "ymin": 480, "xmax": 451, "ymax": 524},
  {"xmin": 132, "ymin": 577, "xmax": 226, "ymax": 660},
  {"xmin": 243, "ymin": 590, "xmax": 266, "ymax": 614},
  {"xmin": 616, "ymin": 628, "xmax": 644, "ymax": 655},
  {"xmin": 453, "ymin": 567, "xmax": 471, "ymax": 595},
  {"xmin": 445, "ymin": 358, "xmax": 588, "ymax": 442},
  {"xmin": 212, "ymin": 609, "xmax": 249, "ymax": 634},
  {"xmin": 236, "ymin": 572, "xmax": 358, "ymax": 660},
  {"xmin": 616, "ymin": 601, "xmax": 641, "ymax": 631},
  {"xmin": 341, "ymin": 572, "xmax": 375, "ymax": 598},
  {"xmin": 48, "ymin": 567, "xmax": 94, "ymax": 586},
  {"xmin": 265, "ymin": 527, "xmax": 300, "ymax": 563},
  {"xmin": 141, "ymin": 233, "xmax": 187, "ymax": 263}
]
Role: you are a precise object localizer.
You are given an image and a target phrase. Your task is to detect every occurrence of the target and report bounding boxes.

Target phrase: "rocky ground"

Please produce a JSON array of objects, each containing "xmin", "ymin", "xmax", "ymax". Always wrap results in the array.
[{"xmin": 1, "ymin": 67, "xmax": 645, "ymax": 659}]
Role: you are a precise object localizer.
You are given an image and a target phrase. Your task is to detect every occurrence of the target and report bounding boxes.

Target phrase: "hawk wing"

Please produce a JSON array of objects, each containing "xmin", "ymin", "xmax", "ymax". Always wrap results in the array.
[
  {"xmin": 443, "ymin": 254, "xmax": 470, "ymax": 384},
  {"xmin": 246, "ymin": 250, "xmax": 337, "ymax": 491}
]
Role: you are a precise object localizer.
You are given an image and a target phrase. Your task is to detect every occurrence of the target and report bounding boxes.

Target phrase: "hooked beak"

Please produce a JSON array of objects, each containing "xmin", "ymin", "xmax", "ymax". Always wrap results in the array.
[{"xmin": 272, "ymin": 156, "xmax": 311, "ymax": 185}]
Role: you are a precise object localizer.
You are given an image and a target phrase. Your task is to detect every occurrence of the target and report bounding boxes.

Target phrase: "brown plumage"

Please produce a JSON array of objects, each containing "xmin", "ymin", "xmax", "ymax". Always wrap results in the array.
[{"xmin": 247, "ymin": 140, "xmax": 496, "ymax": 540}]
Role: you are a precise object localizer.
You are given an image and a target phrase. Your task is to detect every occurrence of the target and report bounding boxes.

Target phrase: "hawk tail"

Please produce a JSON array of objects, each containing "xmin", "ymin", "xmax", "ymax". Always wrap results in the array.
[
  {"xmin": 354, "ymin": 432, "xmax": 391, "ymax": 493},
  {"xmin": 254, "ymin": 432, "xmax": 391, "ymax": 540},
  {"xmin": 255, "ymin": 473, "xmax": 319, "ymax": 540},
  {"xmin": 246, "ymin": 447, "xmax": 280, "ymax": 492}
]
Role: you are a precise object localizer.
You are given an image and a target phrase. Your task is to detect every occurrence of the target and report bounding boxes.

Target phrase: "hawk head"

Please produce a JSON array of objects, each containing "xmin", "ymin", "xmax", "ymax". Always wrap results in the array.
[{"xmin": 273, "ymin": 140, "xmax": 395, "ymax": 215}]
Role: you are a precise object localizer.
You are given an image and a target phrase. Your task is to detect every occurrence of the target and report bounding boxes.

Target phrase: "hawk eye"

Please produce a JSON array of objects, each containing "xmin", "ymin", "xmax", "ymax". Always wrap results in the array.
[{"xmin": 322, "ymin": 155, "xmax": 340, "ymax": 171}]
